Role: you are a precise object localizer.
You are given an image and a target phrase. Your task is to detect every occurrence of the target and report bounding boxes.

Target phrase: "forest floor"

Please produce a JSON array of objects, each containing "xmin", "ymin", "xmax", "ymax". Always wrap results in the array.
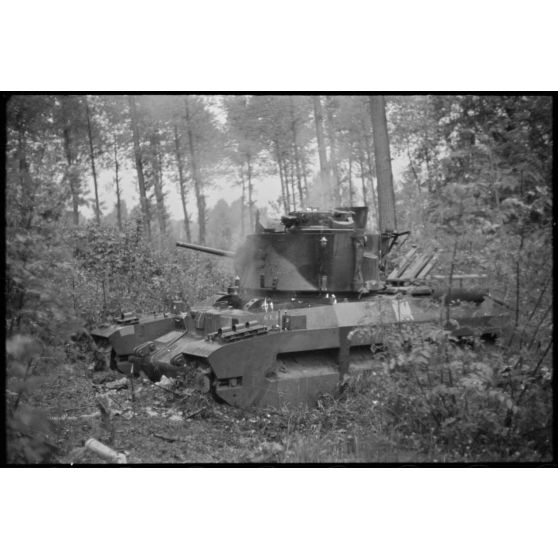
[
  {"xmin": 17, "ymin": 359, "xmax": 439, "ymax": 464},
  {"xmin": 13, "ymin": 348, "xmax": 551, "ymax": 465}
]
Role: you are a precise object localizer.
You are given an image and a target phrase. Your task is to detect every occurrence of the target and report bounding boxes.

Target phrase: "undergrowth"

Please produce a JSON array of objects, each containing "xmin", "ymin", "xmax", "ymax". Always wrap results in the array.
[{"xmin": 278, "ymin": 323, "xmax": 553, "ymax": 463}]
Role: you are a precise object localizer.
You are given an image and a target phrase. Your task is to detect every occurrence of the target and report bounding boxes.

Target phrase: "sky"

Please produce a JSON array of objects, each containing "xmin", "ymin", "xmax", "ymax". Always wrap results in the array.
[
  {"xmin": 82, "ymin": 164, "xmax": 284, "ymax": 222},
  {"xmin": 82, "ymin": 155, "xmax": 409, "ymax": 224}
]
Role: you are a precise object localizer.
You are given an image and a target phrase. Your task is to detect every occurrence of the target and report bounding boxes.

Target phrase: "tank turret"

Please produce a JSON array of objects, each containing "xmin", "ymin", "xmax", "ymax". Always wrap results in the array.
[{"xmin": 178, "ymin": 207, "xmax": 389, "ymax": 295}]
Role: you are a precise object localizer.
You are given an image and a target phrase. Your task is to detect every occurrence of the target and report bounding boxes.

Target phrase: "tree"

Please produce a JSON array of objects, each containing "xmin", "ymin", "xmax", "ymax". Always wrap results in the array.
[
  {"xmin": 312, "ymin": 95, "xmax": 331, "ymax": 205},
  {"xmin": 56, "ymin": 95, "xmax": 90, "ymax": 225},
  {"xmin": 127, "ymin": 95, "xmax": 152, "ymax": 240},
  {"xmin": 223, "ymin": 95, "xmax": 263, "ymax": 232},
  {"xmin": 369, "ymin": 95, "xmax": 397, "ymax": 233},
  {"xmin": 84, "ymin": 96, "xmax": 101, "ymax": 224},
  {"xmin": 172, "ymin": 123, "xmax": 192, "ymax": 241},
  {"xmin": 324, "ymin": 96, "xmax": 341, "ymax": 205}
]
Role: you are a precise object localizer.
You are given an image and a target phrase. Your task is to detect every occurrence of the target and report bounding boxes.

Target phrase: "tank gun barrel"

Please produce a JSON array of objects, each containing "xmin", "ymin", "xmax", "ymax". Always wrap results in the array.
[{"xmin": 176, "ymin": 241, "xmax": 235, "ymax": 258}]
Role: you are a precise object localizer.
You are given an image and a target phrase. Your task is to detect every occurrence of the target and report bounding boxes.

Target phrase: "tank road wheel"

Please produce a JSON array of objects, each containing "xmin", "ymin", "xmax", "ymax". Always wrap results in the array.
[
  {"xmin": 92, "ymin": 340, "xmax": 113, "ymax": 372},
  {"xmin": 145, "ymin": 366, "xmax": 163, "ymax": 383},
  {"xmin": 178, "ymin": 360, "xmax": 214, "ymax": 394}
]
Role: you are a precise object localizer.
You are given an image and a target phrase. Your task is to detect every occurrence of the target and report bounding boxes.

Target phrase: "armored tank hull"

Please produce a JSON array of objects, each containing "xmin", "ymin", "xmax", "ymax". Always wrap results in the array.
[{"xmin": 91, "ymin": 290, "xmax": 507, "ymax": 408}]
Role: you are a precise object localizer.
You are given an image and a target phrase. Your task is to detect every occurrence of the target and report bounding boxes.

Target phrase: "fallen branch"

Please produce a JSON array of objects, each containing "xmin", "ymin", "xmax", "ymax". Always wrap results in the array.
[
  {"xmin": 85, "ymin": 438, "xmax": 127, "ymax": 464},
  {"xmin": 152, "ymin": 432, "xmax": 189, "ymax": 443},
  {"xmin": 184, "ymin": 407, "xmax": 205, "ymax": 419},
  {"xmin": 142, "ymin": 378, "xmax": 182, "ymax": 397},
  {"xmin": 50, "ymin": 411, "xmax": 101, "ymax": 421}
]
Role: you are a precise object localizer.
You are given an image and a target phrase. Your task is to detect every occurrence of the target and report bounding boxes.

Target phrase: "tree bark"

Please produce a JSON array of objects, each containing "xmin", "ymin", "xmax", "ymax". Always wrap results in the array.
[
  {"xmin": 290, "ymin": 96, "xmax": 304, "ymax": 207},
  {"xmin": 281, "ymin": 156, "xmax": 292, "ymax": 212},
  {"xmin": 15, "ymin": 109, "xmax": 35, "ymax": 229},
  {"xmin": 325, "ymin": 96, "xmax": 341, "ymax": 206},
  {"xmin": 369, "ymin": 95, "xmax": 397, "ymax": 233},
  {"xmin": 247, "ymin": 154, "xmax": 254, "ymax": 231},
  {"xmin": 348, "ymin": 150, "xmax": 354, "ymax": 207},
  {"xmin": 173, "ymin": 125, "xmax": 191, "ymax": 242},
  {"xmin": 358, "ymin": 149, "xmax": 367, "ymax": 207},
  {"xmin": 113, "ymin": 138, "xmax": 122, "ymax": 232},
  {"xmin": 149, "ymin": 130, "xmax": 167, "ymax": 236},
  {"xmin": 275, "ymin": 138, "xmax": 289, "ymax": 214},
  {"xmin": 61, "ymin": 97, "xmax": 81, "ymax": 226},
  {"xmin": 184, "ymin": 96, "xmax": 206, "ymax": 244},
  {"xmin": 312, "ymin": 95, "xmax": 331, "ymax": 205},
  {"xmin": 85, "ymin": 96, "xmax": 101, "ymax": 225},
  {"xmin": 364, "ymin": 134, "xmax": 379, "ymax": 229},
  {"xmin": 239, "ymin": 164, "xmax": 246, "ymax": 237},
  {"xmin": 128, "ymin": 95, "xmax": 152, "ymax": 240},
  {"xmin": 288, "ymin": 157, "xmax": 297, "ymax": 211}
]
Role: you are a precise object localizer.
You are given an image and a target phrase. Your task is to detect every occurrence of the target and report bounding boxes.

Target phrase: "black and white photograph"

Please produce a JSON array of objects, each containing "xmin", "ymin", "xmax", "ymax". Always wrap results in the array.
[
  {"xmin": 4, "ymin": 93, "xmax": 553, "ymax": 465},
  {"xmin": 2, "ymin": 2, "xmax": 556, "ymax": 557}
]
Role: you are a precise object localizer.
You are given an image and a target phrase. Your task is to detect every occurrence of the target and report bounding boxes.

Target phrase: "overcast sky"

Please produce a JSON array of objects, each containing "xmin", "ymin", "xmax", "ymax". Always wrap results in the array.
[{"xmin": 81, "ymin": 149, "xmax": 408, "ymax": 224}]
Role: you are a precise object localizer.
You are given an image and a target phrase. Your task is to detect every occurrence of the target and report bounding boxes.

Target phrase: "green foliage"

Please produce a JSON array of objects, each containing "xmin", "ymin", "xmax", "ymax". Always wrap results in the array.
[
  {"xmin": 6, "ymin": 335, "xmax": 57, "ymax": 464},
  {"xmin": 342, "ymin": 324, "xmax": 552, "ymax": 460},
  {"xmin": 71, "ymin": 219, "xmax": 232, "ymax": 324}
]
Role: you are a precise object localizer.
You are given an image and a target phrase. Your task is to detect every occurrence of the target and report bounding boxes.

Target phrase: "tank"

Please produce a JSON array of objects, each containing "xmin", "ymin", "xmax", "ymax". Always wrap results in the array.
[{"xmin": 90, "ymin": 206, "xmax": 508, "ymax": 408}]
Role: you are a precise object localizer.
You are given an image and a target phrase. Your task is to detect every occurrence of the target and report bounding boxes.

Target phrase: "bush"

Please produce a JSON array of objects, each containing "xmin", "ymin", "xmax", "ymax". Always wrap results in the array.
[{"xmin": 342, "ymin": 323, "xmax": 552, "ymax": 461}]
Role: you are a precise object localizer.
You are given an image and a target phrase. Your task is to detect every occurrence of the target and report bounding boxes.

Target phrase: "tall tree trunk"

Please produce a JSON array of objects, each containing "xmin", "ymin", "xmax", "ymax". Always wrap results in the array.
[
  {"xmin": 247, "ymin": 155, "xmax": 254, "ymax": 231},
  {"xmin": 288, "ymin": 157, "xmax": 297, "ymax": 211},
  {"xmin": 325, "ymin": 96, "xmax": 340, "ymax": 206},
  {"xmin": 184, "ymin": 96, "xmax": 206, "ymax": 244},
  {"xmin": 281, "ymin": 156, "xmax": 292, "ymax": 212},
  {"xmin": 149, "ymin": 130, "xmax": 167, "ymax": 236},
  {"xmin": 173, "ymin": 125, "xmax": 191, "ymax": 242},
  {"xmin": 369, "ymin": 95, "xmax": 397, "ymax": 233},
  {"xmin": 15, "ymin": 110, "xmax": 35, "ymax": 229},
  {"xmin": 348, "ymin": 151, "xmax": 353, "ymax": 207},
  {"xmin": 113, "ymin": 138, "xmax": 122, "ymax": 232},
  {"xmin": 61, "ymin": 97, "xmax": 81, "ymax": 226},
  {"xmin": 128, "ymin": 95, "xmax": 152, "ymax": 240},
  {"xmin": 290, "ymin": 96, "xmax": 304, "ymax": 207},
  {"xmin": 358, "ymin": 149, "xmax": 367, "ymax": 207},
  {"xmin": 364, "ymin": 134, "xmax": 379, "ymax": 229},
  {"xmin": 275, "ymin": 139, "xmax": 289, "ymax": 214},
  {"xmin": 85, "ymin": 96, "xmax": 101, "ymax": 225},
  {"xmin": 302, "ymin": 155, "xmax": 309, "ymax": 200},
  {"xmin": 312, "ymin": 95, "xmax": 331, "ymax": 205},
  {"xmin": 239, "ymin": 165, "xmax": 246, "ymax": 237}
]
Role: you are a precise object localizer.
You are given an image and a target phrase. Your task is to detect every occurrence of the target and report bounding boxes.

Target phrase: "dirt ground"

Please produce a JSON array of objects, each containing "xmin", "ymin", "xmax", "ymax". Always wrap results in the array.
[{"xmin": 13, "ymin": 357, "xmax": 424, "ymax": 465}]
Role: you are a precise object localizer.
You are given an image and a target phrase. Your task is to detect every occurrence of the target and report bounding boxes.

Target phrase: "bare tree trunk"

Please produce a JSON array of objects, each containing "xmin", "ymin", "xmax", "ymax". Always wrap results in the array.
[
  {"xmin": 348, "ymin": 150, "xmax": 354, "ymax": 207},
  {"xmin": 247, "ymin": 154, "xmax": 254, "ymax": 231},
  {"xmin": 128, "ymin": 95, "xmax": 151, "ymax": 240},
  {"xmin": 369, "ymin": 95, "xmax": 397, "ymax": 233},
  {"xmin": 15, "ymin": 110, "xmax": 35, "ymax": 229},
  {"xmin": 281, "ymin": 156, "xmax": 292, "ymax": 212},
  {"xmin": 288, "ymin": 158, "xmax": 297, "ymax": 211},
  {"xmin": 312, "ymin": 95, "xmax": 331, "ymax": 205},
  {"xmin": 85, "ymin": 96, "xmax": 101, "ymax": 225},
  {"xmin": 113, "ymin": 138, "xmax": 122, "ymax": 232},
  {"xmin": 302, "ymin": 155, "xmax": 309, "ymax": 201},
  {"xmin": 325, "ymin": 96, "xmax": 341, "ymax": 206},
  {"xmin": 239, "ymin": 164, "xmax": 246, "ymax": 237},
  {"xmin": 290, "ymin": 96, "xmax": 304, "ymax": 207},
  {"xmin": 61, "ymin": 97, "xmax": 81, "ymax": 226},
  {"xmin": 275, "ymin": 139, "xmax": 289, "ymax": 214},
  {"xmin": 364, "ymin": 134, "xmax": 379, "ymax": 228},
  {"xmin": 149, "ymin": 130, "xmax": 167, "ymax": 236},
  {"xmin": 184, "ymin": 96, "xmax": 206, "ymax": 244},
  {"xmin": 173, "ymin": 125, "xmax": 191, "ymax": 241},
  {"xmin": 358, "ymin": 149, "xmax": 367, "ymax": 207}
]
